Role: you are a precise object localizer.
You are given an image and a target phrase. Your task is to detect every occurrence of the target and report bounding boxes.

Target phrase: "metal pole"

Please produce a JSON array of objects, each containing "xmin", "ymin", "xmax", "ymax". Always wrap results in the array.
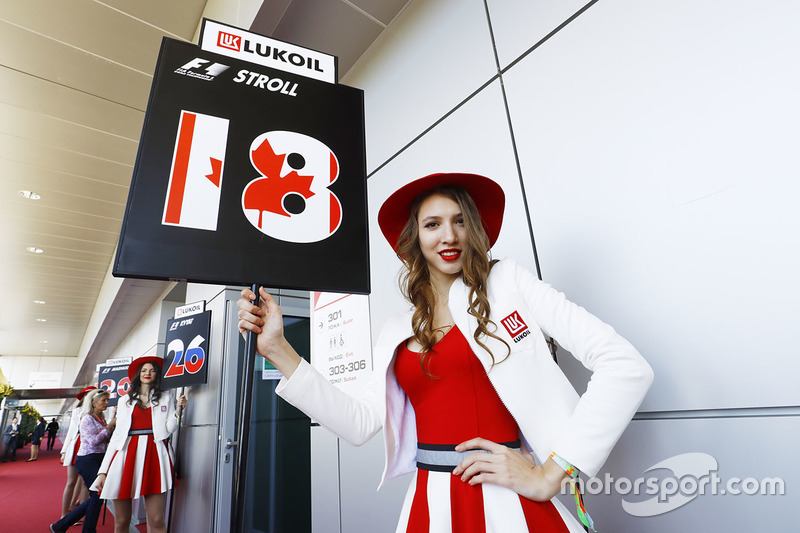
[
  {"xmin": 268, "ymin": 384, "xmax": 278, "ymax": 532},
  {"xmin": 166, "ymin": 386, "xmax": 184, "ymax": 533},
  {"xmin": 232, "ymin": 283, "xmax": 260, "ymax": 533}
]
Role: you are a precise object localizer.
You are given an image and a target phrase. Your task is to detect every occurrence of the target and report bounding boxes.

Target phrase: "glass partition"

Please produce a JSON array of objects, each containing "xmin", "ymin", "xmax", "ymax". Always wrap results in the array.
[{"xmin": 240, "ymin": 316, "xmax": 312, "ymax": 533}]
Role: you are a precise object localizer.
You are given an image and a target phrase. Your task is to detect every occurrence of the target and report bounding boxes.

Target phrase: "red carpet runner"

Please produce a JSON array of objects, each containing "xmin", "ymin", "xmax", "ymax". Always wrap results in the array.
[{"xmin": 0, "ymin": 440, "xmax": 146, "ymax": 532}]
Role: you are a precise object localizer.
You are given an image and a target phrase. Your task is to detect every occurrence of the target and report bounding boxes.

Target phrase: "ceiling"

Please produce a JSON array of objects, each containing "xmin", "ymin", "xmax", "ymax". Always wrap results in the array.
[{"xmin": 0, "ymin": 1, "xmax": 408, "ymax": 382}]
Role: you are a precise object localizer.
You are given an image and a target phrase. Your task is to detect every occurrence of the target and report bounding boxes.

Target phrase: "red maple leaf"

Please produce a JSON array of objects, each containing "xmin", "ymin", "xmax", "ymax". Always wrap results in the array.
[
  {"xmin": 206, "ymin": 158, "xmax": 222, "ymax": 187},
  {"xmin": 243, "ymin": 138, "xmax": 315, "ymax": 224}
]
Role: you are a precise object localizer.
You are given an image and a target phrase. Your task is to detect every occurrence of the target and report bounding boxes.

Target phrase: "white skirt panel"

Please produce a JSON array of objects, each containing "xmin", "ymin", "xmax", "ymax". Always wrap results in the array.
[
  {"xmin": 395, "ymin": 469, "xmax": 578, "ymax": 533},
  {"xmin": 62, "ymin": 436, "xmax": 80, "ymax": 467},
  {"xmin": 99, "ymin": 434, "xmax": 174, "ymax": 500}
]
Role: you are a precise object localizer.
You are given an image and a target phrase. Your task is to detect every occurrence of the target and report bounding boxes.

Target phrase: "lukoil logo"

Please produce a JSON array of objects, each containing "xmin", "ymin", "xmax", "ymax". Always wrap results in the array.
[
  {"xmin": 217, "ymin": 31, "xmax": 241, "ymax": 51},
  {"xmin": 565, "ymin": 453, "xmax": 785, "ymax": 518},
  {"xmin": 501, "ymin": 311, "xmax": 531, "ymax": 342}
]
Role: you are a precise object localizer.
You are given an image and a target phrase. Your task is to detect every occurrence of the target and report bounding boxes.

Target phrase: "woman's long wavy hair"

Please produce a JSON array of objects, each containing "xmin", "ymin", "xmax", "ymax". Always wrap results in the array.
[
  {"xmin": 127, "ymin": 362, "xmax": 163, "ymax": 407},
  {"xmin": 395, "ymin": 185, "xmax": 510, "ymax": 375}
]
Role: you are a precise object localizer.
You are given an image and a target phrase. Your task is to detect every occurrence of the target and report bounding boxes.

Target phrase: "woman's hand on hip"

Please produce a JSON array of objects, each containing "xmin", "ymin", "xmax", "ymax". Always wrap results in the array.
[{"xmin": 452, "ymin": 437, "xmax": 568, "ymax": 501}]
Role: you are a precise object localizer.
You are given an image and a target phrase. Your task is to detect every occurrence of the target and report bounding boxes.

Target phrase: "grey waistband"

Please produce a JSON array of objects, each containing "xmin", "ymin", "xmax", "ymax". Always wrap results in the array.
[
  {"xmin": 128, "ymin": 429, "xmax": 154, "ymax": 436},
  {"xmin": 416, "ymin": 441, "xmax": 521, "ymax": 472}
]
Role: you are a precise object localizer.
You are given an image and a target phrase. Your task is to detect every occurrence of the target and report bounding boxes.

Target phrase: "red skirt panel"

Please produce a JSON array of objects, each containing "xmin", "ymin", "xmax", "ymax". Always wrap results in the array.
[
  {"xmin": 63, "ymin": 435, "xmax": 80, "ymax": 466},
  {"xmin": 99, "ymin": 434, "xmax": 174, "ymax": 500},
  {"xmin": 398, "ymin": 469, "xmax": 570, "ymax": 533}
]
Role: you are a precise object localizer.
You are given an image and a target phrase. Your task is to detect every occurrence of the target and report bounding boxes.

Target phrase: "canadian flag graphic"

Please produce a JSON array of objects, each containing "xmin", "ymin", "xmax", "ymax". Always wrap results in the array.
[{"xmin": 162, "ymin": 111, "xmax": 229, "ymax": 231}]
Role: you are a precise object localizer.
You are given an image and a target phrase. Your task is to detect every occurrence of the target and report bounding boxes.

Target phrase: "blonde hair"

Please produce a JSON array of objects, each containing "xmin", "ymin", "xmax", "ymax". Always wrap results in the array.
[
  {"xmin": 395, "ymin": 185, "xmax": 510, "ymax": 374},
  {"xmin": 83, "ymin": 389, "xmax": 110, "ymax": 420}
]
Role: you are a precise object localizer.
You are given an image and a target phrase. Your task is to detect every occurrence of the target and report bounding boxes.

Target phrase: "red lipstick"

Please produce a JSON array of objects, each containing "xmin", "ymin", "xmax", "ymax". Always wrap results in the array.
[{"xmin": 439, "ymin": 249, "xmax": 461, "ymax": 262}]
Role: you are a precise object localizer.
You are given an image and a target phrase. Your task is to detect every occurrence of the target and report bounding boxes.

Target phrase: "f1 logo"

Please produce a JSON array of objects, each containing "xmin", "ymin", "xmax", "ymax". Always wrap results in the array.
[
  {"xmin": 501, "ymin": 311, "xmax": 528, "ymax": 337},
  {"xmin": 217, "ymin": 31, "xmax": 241, "ymax": 52},
  {"xmin": 178, "ymin": 58, "xmax": 230, "ymax": 77}
]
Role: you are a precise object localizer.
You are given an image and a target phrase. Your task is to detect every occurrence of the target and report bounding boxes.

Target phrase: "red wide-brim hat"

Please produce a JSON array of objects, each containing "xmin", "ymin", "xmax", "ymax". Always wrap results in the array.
[
  {"xmin": 377, "ymin": 172, "xmax": 505, "ymax": 251},
  {"xmin": 127, "ymin": 356, "xmax": 164, "ymax": 381},
  {"xmin": 76, "ymin": 386, "xmax": 97, "ymax": 401}
]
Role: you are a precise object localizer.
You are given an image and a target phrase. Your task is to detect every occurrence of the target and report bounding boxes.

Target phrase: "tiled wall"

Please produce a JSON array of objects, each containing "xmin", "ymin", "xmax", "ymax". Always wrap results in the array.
[{"xmin": 325, "ymin": 0, "xmax": 799, "ymax": 530}]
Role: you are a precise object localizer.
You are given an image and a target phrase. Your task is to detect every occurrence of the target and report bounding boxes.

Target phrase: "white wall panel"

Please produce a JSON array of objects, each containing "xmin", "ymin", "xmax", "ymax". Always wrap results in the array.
[
  {"xmin": 502, "ymin": 0, "xmax": 800, "ymax": 411},
  {"xmin": 0, "ymin": 355, "xmax": 79, "ymax": 389},
  {"xmin": 170, "ymin": 424, "xmax": 220, "ymax": 532},
  {"xmin": 29, "ymin": 399, "xmax": 63, "ymax": 416},
  {"xmin": 185, "ymin": 283, "xmax": 226, "ymax": 309},
  {"xmin": 109, "ymin": 311, "xmax": 160, "ymax": 361},
  {"xmin": 0, "ymin": 355, "xmax": 39, "ymax": 388},
  {"xmin": 60, "ymin": 356, "xmax": 79, "ymax": 387},
  {"xmin": 366, "ymin": 79, "xmax": 536, "ymax": 341},
  {"xmin": 310, "ymin": 427, "xmax": 340, "ymax": 533},
  {"xmin": 76, "ymin": 258, "xmax": 124, "ymax": 362},
  {"xmin": 579, "ymin": 416, "xmax": 797, "ymax": 531},
  {"xmin": 486, "ymin": 0, "xmax": 592, "ymax": 69},
  {"xmin": 343, "ymin": 0, "xmax": 497, "ymax": 173},
  {"xmin": 109, "ymin": 295, "xmax": 177, "ymax": 362}
]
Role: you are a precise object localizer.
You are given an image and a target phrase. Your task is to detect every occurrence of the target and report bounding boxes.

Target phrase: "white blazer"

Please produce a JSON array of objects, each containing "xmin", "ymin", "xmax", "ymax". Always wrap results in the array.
[
  {"xmin": 98, "ymin": 389, "xmax": 178, "ymax": 475},
  {"xmin": 61, "ymin": 406, "xmax": 82, "ymax": 456},
  {"xmin": 276, "ymin": 258, "xmax": 653, "ymax": 519}
]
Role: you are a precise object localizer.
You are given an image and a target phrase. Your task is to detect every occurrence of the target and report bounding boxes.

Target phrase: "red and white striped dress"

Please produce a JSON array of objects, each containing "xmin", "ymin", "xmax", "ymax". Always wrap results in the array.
[
  {"xmin": 393, "ymin": 326, "xmax": 569, "ymax": 533},
  {"xmin": 62, "ymin": 408, "xmax": 82, "ymax": 466},
  {"xmin": 63, "ymin": 435, "xmax": 81, "ymax": 466},
  {"xmin": 100, "ymin": 405, "xmax": 175, "ymax": 499}
]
